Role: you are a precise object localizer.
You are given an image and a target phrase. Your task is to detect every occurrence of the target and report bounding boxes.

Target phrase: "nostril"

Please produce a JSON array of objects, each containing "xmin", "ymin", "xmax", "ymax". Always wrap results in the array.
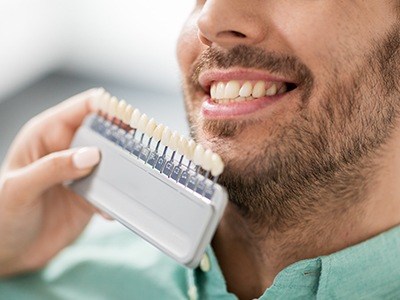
[
  {"xmin": 216, "ymin": 30, "xmax": 247, "ymax": 40},
  {"xmin": 231, "ymin": 31, "xmax": 246, "ymax": 38}
]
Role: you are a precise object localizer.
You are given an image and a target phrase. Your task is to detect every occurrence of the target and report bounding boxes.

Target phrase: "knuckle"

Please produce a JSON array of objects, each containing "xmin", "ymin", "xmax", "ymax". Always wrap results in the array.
[{"xmin": 45, "ymin": 153, "xmax": 70, "ymax": 173}]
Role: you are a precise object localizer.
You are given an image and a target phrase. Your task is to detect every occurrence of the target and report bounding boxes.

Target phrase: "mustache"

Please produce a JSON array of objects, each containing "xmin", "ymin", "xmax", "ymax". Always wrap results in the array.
[{"xmin": 190, "ymin": 45, "xmax": 314, "ymax": 90}]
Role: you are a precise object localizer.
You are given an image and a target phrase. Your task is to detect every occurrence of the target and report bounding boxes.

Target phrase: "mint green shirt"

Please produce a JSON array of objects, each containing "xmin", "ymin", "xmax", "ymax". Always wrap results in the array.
[{"xmin": 1, "ymin": 220, "xmax": 400, "ymax": 299}]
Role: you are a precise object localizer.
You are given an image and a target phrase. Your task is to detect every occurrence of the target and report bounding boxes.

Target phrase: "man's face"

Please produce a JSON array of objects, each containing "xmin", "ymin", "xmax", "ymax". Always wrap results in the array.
[{"xmin": 177, "ymin": 0, "xmax": 400, "ymax": 228}]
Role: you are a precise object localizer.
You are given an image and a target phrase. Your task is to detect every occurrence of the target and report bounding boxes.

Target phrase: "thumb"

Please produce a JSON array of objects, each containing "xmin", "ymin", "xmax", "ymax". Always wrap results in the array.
[{"xmin": 14, "ymin": 147, "xmax": 101, "ymax": 198}]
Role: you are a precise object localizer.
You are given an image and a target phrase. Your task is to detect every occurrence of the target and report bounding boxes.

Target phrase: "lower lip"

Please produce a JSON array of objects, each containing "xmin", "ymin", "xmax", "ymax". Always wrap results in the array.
[{"xmin": 201, "ymin": 94, "xmax": 285, "ymax": 118}]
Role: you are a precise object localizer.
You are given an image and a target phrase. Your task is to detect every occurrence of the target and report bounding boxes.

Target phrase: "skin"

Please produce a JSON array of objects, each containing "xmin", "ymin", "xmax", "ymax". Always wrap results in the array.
[
  {"xmin": 178, "ymin": 0, "xmax": 400, "ymax": 298},
  {"xmin": 0, "ymin": 89, "xmax": 105, "ymax": 276},
  {"xmin": 0, "ymin": 1, "xmax": 398, "ymax": 300}
]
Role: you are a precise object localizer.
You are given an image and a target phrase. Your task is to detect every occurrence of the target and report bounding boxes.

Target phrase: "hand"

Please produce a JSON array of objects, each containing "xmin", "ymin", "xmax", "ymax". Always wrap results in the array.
[{"xmin": 0, "ymin": 88, "xmax": 104, "ymax": 277}]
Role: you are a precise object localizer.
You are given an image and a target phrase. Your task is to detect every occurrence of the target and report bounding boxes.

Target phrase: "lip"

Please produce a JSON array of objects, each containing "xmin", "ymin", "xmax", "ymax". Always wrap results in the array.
[
  {"xmin": 198, "ymin": 68, "xmax": 295, "ymax": 92},
  {"xmin": 202, "ymin": 94, "xmax": 288, "ymax": 118}
]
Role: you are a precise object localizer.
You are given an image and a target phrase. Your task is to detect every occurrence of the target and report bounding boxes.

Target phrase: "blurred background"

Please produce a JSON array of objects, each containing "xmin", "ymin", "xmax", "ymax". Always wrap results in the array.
[{"xmin": 0, "ymin": 0, "xmax": 195, "ymax": 161}]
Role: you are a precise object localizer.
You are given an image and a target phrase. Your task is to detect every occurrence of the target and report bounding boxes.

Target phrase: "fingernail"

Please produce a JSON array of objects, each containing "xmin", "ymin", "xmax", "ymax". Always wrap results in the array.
[
  {"xmin": 72, "ymin": 147, "xmax": 101, "ymax": 169},
  {"xmin": 99, "ymin": 211, "xmax": 114, "ymax": 221}
]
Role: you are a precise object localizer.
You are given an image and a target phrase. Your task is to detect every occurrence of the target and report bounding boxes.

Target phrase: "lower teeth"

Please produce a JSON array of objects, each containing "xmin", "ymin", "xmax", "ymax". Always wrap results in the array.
[{"xmin": 213, "ymin": 97, "xmax": 256, "ymax": 103}]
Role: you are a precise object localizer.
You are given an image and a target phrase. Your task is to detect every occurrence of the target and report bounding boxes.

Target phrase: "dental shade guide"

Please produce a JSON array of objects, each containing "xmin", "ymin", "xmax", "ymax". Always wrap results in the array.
[{"xmin": 70, "ymin": 91, "xmax": 228, "ymax": 268}]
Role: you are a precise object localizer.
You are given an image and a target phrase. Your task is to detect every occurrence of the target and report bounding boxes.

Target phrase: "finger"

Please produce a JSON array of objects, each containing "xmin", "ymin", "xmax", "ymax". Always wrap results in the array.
[
  {"xmin": 11, "ymin": 147, "xmax": 101, "ymax": 200},
  {"xmin": 36, "ymin": 87, "xmax": 105, "ymax": 132},
  {"xmin": 5, "ymin": 88, "xmax": 106, "ymax": 166}
]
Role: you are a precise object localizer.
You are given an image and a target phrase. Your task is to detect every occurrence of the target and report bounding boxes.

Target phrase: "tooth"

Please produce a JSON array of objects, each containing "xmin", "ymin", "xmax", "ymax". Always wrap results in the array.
[
  {"xmin": 153, "ymin": 124, "xmax": 165, "ymax": 141},
  {"xmin": 98, "ymin": 97, "xmax": 104, "ymax": 113},
  {"xmin": 202, "ymin": 149, "xmax": 213, "ymax": 171},
  {"xmin": 137, "ymin": 113, "xmax": 149, "ymax": 132},
  {"xmin": 224, "ymin": 81, "xmax": 240, "ymax": 99},
  {"xmin": 235, "ymin": 97, "xmax": 245, "ymax": 102},
  {"xmin": 252, "ymin": 81, "xmax": 266, "ymax": 98},
  {"xmin": 123, "ymin": 104, "xmax": 134, "ymax": 124},
  {"xmin": 91, "ymin": 89, "xmax": 104, "ymax": 111},
  {"xmin": 278, "ymin": 84, "xmax": 287, "ymax": 94},
  {"xmin": 239, "ymin": 81, "xmax": 252, "ymax": 98},
  {"xmin": 161, "ymin": 126, "xmax": 172, "ymax": 146},
  {"xmin": 211, "ymin": 153, "xmax": 224, "ymax": 177},
  {"xmin": 210, "ymin": 84, "xmax": 217, "ymax": 99},
  {"xmin": 108, "ymin": 96, "xmax": 118, "ymax": 118},
  {"xmin": 92, "ymin": 92, "xmax": 103, "ymax": 111},
  {"xmin": 100, "ymin": 97, "xmax": 108, "ymax": 114},
  {"xmin": 216, "ymin": 82, "xmax": 225, "ymax": 99},
  {"xmin": 169, "ymin": 131, "xmax": 180, "ymax": 151},
  {"xmin": 178, "ymin": 136, "xmax": 188, "ymax": 156},
  {"xmin": 145, "ymin": 118, "xmax": 157, "ymax": 136},
  {"xmin": 186, "ymin": 139, "xmax": 196, "ymax": 160},
  {"xmin": 193, "ymin": 144, "xmax": 205, "ymax": 166},
  {"xmin": 100, "ymin": 92, "xmax": 111, "ymax": 113},
  {"xmin": 266, "ymin": 84, "xmax": 278, "ymax": 96},
  {"xmin": 129, "ymin": 108, "xmax": 141, "ymax": 128},
  {"xmin": 92, "ymin": 97, "xmax": 99, "ymax": 111},
  {"xmin": 117, "ymin": 99, "xmax": 127, "ymax": 120}
]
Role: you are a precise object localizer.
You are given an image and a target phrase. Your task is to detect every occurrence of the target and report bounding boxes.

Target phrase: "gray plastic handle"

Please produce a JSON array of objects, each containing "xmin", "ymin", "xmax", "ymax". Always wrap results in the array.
[{"xmin": 70, "ymin": 115, "xmax": 228, "ymax": 268}]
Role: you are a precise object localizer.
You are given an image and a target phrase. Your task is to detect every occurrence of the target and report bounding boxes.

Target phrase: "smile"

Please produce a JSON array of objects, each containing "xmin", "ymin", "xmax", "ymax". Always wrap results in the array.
[{"xmin": 198, "ymin": 69, "xmax": 298, "ymax": 118}]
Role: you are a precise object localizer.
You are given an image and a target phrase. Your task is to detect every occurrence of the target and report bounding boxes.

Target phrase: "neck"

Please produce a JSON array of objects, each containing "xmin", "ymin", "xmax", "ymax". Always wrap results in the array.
[{"xmin": 213, "ymin": 154, "xmax": 400, "ymax": 300}]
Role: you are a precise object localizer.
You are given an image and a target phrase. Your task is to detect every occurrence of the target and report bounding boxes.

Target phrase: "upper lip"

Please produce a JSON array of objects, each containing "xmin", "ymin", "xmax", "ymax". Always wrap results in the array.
[{"xmin": 198, "ymin": 68, "xmax": 297, "ymax": 93}]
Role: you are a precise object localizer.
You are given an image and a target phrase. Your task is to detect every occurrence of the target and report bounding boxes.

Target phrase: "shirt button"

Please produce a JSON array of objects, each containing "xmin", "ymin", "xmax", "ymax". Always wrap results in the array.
[
  {"xmin": 200, "ymin": 253, "xmax": 211, "ymax": 272},
  {"xmin": 188, "ymin": 285, "xmax": 198, "ymax": 300}
]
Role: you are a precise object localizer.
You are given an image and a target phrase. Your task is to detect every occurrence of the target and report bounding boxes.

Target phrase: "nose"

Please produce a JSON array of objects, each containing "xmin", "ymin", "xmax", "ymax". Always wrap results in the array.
[{"xmin": 197, "ymin": 0, "xmax": 266, "ymax": 48}]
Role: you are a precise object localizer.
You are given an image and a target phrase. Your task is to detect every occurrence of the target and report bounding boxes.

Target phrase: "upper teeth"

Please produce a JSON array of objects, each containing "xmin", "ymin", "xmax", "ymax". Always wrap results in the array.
[{"xmin": 210, "ymin": 80, "xmax": 284, "ymax": 101}]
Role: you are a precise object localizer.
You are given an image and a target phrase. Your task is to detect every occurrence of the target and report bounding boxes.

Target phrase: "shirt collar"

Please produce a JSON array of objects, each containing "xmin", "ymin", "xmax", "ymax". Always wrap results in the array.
[{"xmin": 188, "ymin": 225, "xmax": 400, "ymax": 299}]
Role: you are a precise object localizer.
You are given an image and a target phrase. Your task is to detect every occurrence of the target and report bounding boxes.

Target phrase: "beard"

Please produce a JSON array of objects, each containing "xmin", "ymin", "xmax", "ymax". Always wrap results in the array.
[{"xmin": 182, "ymin": 26, "xmax": 400, "ymax": 233}]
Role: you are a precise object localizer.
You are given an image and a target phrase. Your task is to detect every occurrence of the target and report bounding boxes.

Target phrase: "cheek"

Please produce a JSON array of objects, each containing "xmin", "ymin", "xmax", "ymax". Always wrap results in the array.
[
  {"xmin": 177, "ymin": 15, "xmax": 203, "ymax": 75},
  {"xmin": 271, "ymin": 1, "xmax": 394, "ymax": 83},
  {"xmin": 271, "ymin": 8, "xmax": 342, "ymax": 78}
]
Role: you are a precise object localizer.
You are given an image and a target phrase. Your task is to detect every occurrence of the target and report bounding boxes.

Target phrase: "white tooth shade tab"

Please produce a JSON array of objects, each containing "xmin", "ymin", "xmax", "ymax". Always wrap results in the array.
[
  {"xmin": 145, "ymin": 118, "xmax": 157, "ymax": 136},
  {"xmin": 161, "ymin": 127, "xmax": 172, "ymax": 146},
  {"xmin": 211, "ymin": 153, "xmax": 224, "ymax": 176},
  {"xmin": 137, "ymin": 114, "xmax": 149, "ymax": 132},
  {"xmin": 153, "ymin": 124, "xmax": 165, "ymax": 141},
  {"xmin": 193, "ymin": 144, "xmax": 205, "ymax": 166},
  {"xmin": 178, "ymin": 136, "xmax": 188, "ymax": 156},
  {"xmin": 108, "ymin": 97, "xmax": 118, "ymax": 118},
  {"xmin": 202, "ymin": 149, "xmax": 213, "ymax": 171},
  {"xmin": 224, "ymin": 80, "xmax": 240, "ymax": 99},
  {"xmin": 101, "ymin": 93, "xmax": 111, "ymax": 114},
  {"xmin": 98, "ymin": 96, "xmax": 105, "ymax": 113},
  {"xmin": 186, "ymin": 139, "xmax": 196, "ymax": 160},
  {"xmin": 123, "ymin": 104, "xmax": 134, "ymax": 124},
  {"xmin": 117, "ymin": 100, "xmax": 127, "ymax": 120},
  {"xmin": 169, "ymin": 131, "xmax": 180, "ymax": 151},
  {"xmin": 92, "ymin": 92, "xmax": 103, "ymax": 111},
  {"xmin": 252, "ymin": 81, "xmax": 266, "ymax": 98},
  {"xmin": 130, "ymin": 108, "xmax": 141, "ymax": 128}
]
